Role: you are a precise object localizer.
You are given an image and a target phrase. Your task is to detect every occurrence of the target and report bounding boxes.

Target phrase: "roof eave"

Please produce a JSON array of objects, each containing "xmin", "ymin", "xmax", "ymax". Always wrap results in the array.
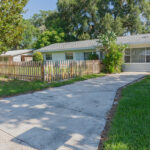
[{"xmin": 36, "ymin": 46, "xmax": 97, "ymax": 53}]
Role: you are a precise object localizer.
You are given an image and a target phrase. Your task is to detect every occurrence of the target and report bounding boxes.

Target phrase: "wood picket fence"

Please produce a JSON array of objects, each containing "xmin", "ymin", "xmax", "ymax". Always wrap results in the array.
[
  {"xmin": 0, "ymin": 61, "xmax": 43, "ymax": 81},
  {"xmin": 0, "ymin": 60, "xmax": 102, "ymax": 82}
]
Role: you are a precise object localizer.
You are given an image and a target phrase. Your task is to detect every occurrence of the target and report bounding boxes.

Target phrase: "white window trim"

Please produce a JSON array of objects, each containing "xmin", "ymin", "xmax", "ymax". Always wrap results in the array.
[{"xmin": 124, "ymin": 48, "xmax": 150, "ymax": 64}]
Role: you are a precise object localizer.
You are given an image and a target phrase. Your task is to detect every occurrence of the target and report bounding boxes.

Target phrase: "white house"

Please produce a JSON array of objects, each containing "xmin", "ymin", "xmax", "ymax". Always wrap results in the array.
[
  {"xmin": 0, "ymin": 49, "xmax": 33, "ymax": 62},
  {"xmin": 36, "ymin": 33, "xmax": 150, "ymax": 72}
]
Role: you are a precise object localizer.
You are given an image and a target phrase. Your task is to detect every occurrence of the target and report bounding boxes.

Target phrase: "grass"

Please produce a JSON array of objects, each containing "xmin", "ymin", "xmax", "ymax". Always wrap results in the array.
[
  {"xmin": 104, "ymin": 75, "xmax": 150, "ymax": 150},
  {"xmin": 0, "ymin": 73, "xmax": 105, "ymax": 97}
]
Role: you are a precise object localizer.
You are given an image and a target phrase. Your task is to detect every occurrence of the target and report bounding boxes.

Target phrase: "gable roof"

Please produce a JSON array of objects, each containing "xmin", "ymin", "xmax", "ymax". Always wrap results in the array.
[
  {"xmin": 36, "ymin": 33, "xmax": 150, "ymax": 53},
  {"xmin": 0, "ymin": 49, "xmax": 33, "ymax": 56}
]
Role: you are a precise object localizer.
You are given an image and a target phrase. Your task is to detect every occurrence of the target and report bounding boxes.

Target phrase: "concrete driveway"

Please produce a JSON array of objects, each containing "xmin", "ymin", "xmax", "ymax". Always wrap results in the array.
[{"xmin": 0, "ymin": 73, "xmax": 148, "ymax": 150}]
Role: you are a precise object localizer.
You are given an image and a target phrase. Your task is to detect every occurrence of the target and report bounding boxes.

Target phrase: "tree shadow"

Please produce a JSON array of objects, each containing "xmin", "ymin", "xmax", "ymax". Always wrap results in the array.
[{"xmin": 0, "ymin": 73, "xmax": 146, "ymax": 150}]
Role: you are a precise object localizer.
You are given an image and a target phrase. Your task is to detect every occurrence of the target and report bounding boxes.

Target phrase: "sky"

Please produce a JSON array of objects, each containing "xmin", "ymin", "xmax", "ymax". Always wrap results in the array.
[{"xmin": 23, "ymin": 0, "xmax": 57, "ymax": 19}]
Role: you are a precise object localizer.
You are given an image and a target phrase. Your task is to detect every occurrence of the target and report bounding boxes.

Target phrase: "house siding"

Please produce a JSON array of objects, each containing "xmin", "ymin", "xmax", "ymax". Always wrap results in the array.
[
  {"xmin": 123, "ymin": 63, "xmax": 150, "ymax": 72},
  {"xmin": 43, "ymin": 50, "xmax": 102, "ymax": 61},
  {"xmin": 51, "ymin": 52, "xmax": 85, "ymax": 61},
  {"xmin": 74, "ymin": 52, "xmax": 84, "ymax": 60},
  {"xmin": 52, "ymin": 53, "xmax": 65, "ymax": 61},
  {"xmin": 13, "ymin": 55, "xmax": 21, "ymax": 62}
]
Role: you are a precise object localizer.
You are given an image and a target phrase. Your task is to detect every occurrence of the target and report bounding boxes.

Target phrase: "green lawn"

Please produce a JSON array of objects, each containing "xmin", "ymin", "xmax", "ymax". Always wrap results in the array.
[
  {"xmin": 0, "ymin": 73, "xmax": 105, "ymax": 97},
  {"xmin": 104, "ymin": 75, "xmax": 150, "ymax": 150}
]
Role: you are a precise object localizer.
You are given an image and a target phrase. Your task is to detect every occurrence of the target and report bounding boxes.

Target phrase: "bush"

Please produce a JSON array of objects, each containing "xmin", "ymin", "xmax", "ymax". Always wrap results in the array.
[
  {"xmin": 88, "ymin": 53, "xmax": 99, "ymax": 60},
  {"xmin": 33, "ymin": 52, "xmax": 43, "ymax": 61},
  {"xmin": 103, "ymin": 43, "xmax": 124, "ymax": 73},
  {"xmin": 97, "ymin": 31, "xmax": 126, "ymax": 73}
]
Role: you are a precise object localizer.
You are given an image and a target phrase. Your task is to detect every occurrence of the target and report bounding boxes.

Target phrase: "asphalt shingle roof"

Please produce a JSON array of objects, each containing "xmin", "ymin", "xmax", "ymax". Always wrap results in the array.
[
  {"xmin": 1, "ymin": 50, "xmax": 33, "ymax": 56},
  {"xmin": 37, "ymin": 33, "xmax": 150, "ymax": 53}
]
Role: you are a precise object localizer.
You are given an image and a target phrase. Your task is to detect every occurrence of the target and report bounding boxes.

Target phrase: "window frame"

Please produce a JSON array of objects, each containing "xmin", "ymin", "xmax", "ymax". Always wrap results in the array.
[
  {"xmin": 46, "ymin": 53, "xmax": 52, "ymax": 61},
  {"xmin": 124, "ymin": 48, "xmax": 150, "ymax": 63},
  {"xmin": 65, "ymin": 52, "xmax": 73, "ymax": 60},
  {"xmin": 124, "ymin": 49, "xmax": 131, "ymax": 63},
  {"xmin": 130, "ymin": 48, "xmax": 146, "ymax": 63},
  {"xmin": 146, "ymin": 48, "xmax": 150, "ymax": 63}
]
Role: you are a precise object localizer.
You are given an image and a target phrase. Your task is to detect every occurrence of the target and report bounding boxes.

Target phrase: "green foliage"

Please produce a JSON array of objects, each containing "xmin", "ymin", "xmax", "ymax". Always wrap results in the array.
[
  {"xmin": 100, "ymin": 13, "xmax": 124, "ymax": 36},
  {"xmin": 0, "ymin": 0, "xmax": 28, "ymax": 53},
  {"xmin": 19, "ymin": 20, "xmax": 39, "ymax": 49},
  {"xmin": 29, "ymin": 10, "xmax": 51, "ymax": 28},
  {"xmin": 34, "ymin": 30, "xmax": 65, "ymax": 49},
  {"xmin": 88, "ymin": 53, "xmax": 99, "ymax": 60},
  {"xmin": 98, "ymin": 31, "xmax": 126, "ymax": 73},
  {"xmin": 57, "ymin": 0, "xmax": 150, "ymax": 38},
  {"xmin": 45, "ymin": 11, "xmax": 61, "ymax": 30},
  {"xmin": 19, "ymin": 0, "xmax": 150, "ymax": 49},
  {"xmin": 57, "ymin": 0, "xmax": 99, "ymax": 40},
  {"xmin": 33, "ymin": 52, "xmax": 43, "ymax": 61}
]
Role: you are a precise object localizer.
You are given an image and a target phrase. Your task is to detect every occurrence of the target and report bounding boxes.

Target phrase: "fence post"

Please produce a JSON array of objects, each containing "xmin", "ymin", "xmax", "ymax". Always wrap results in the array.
[
  {"xmin": 93, "ymin": 60, "xmax": 94, "ymax": 74},
  {"xmin": 41, "ymin": 61, "xmax": 45, "ymax": 81}
]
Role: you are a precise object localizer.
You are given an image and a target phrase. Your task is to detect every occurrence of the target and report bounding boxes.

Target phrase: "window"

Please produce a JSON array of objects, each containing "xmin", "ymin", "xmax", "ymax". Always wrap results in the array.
[
  {"xmin": 146, "ymin": 48, "xmax": 150, "ymax": 62},
  {"xmin": 46, "ymin": 54, "xmax": 52, "ymax": 60},
  {"xmin": 124, "ymin": 49, "xmax": 130, "ymax": 63},
  {"xmin": 84, "ymin": 52, "xmax": 92, "ymax": 60},
  {"xmin": 131, "ymin": 48, "xmax": 145, "ymax": 63},
  {"xmin": 125, "ymin": 48, "xmax": 147, "ymax": 63},
  {"xmin": 124, "ymin": 48, "xmax": 150, "ymax": 63},
  {"xmin": 0, "ymin": 57, "xmax": 9, "ymax": 62},
  {"xmin": 66, "ymin": 52, "xmax": 73, "ymax": 60}
]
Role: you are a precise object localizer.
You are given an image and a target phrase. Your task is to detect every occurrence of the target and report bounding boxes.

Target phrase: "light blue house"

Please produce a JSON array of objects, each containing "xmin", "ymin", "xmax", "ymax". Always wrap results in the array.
[
  {"xmin": 36, "ymin": 33, "xmax": 150, "ymax": 72},
  {"xmin": 36, "ymin": 39, "xmax": 101, "ymax": 61}
]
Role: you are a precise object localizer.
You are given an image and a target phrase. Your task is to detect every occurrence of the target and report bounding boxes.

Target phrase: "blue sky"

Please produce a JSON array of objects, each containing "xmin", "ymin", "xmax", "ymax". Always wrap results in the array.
[{"xmin": 23, "ymin": 0, "xmax": 57, "ymax": 19}]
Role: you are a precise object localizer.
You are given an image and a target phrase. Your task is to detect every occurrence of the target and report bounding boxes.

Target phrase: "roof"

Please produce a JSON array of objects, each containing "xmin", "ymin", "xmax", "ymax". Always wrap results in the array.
[
  {"xmin": 36, "ymin": 33, "xmax": 150, "ymax": 53},
  {"xmin": 0, "ymin": 49, "xmax": 33, "ymax": 56}
]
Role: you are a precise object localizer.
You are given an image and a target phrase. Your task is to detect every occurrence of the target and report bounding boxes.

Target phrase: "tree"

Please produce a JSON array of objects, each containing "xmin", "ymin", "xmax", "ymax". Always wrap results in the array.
[
  {"xmin": 57, "ymin": 0, "xmax": 150, "ymax": 39},
  {"xmin": 97, "ymin": 31, "xmax": 126, "ymax": 73},
  {"xmin": 29, "ymin": 10, "xmax": 51, "ymax": 29},
  {"xmin": 57, "ymin": 0, "xmax": 99, "ymax": 40},
  {"xmin": 19, "ymin": 20, "xmax": 39, "ymax": 49},
  {"xmin": 34, "ymin": 29, "xmax": 65, "ymax": 49},
  {"xmin": 45, "ymin": 11, "xmax": 61, "ymax": 30},
  {"xmin": 107, "ymin": 0, "xmax": 150, "ymax": 34},
  {"xmin": 0, "ymin": 0, "xmax": 28, "ymax": 54},
  {"xmin": 100, "ymin": 13, "xmax": 124, "ymax": 36},
  {"xmin": 22, "ymin": 0, "xmax": 150, "ymax": 47}
]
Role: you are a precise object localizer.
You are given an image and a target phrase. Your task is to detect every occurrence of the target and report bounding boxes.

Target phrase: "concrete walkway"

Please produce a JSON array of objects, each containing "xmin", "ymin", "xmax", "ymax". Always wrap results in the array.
[{"xmin": 0, "ymin": 73, "xmax": 148, "ymax": 150}]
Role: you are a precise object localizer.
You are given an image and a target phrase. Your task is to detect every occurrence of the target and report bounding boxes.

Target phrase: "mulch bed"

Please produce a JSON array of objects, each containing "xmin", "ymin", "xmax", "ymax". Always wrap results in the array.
[{"xmin": 98, "ymin": 76, "xmax": 145, "ymax": 150}]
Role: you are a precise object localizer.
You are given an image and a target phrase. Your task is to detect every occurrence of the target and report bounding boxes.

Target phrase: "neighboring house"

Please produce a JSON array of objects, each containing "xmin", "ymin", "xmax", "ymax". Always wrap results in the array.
[
  {"xmin": 0, "ymin": 50, "xmax": 33, "ymax": 62},
  {"xmin": 36, "ymin": 33, "xmax": 150, "ymax": 72}
]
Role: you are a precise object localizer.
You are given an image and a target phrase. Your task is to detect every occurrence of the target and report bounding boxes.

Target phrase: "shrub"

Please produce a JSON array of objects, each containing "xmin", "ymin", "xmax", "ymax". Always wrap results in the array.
[
  {"xmin": 97, "ymin": 31, "xmax": 126, "ymax": 73},
  {"xmin": 88, "ymin": 53, "xmax": 99, "ymax": 60},
  {"xmin": 33, "ymin": 52, "xmax": 43, "ymax": 62}
]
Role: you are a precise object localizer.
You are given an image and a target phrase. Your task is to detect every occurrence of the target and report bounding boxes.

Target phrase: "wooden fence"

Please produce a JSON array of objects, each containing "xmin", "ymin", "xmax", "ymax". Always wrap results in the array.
[
  {"xmin": 0, "ymin": 60, "xmax": 102, "ymax": 82},
  {"xmin": 0, "ymin": 61, "xmax": 43, "ymax": 81}
]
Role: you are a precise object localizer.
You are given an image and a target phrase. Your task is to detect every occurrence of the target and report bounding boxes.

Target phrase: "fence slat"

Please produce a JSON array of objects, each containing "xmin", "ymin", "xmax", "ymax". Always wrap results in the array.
[{"xmin": 0, "ymin": 60, "xmax": 101, "ymax": 82}]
